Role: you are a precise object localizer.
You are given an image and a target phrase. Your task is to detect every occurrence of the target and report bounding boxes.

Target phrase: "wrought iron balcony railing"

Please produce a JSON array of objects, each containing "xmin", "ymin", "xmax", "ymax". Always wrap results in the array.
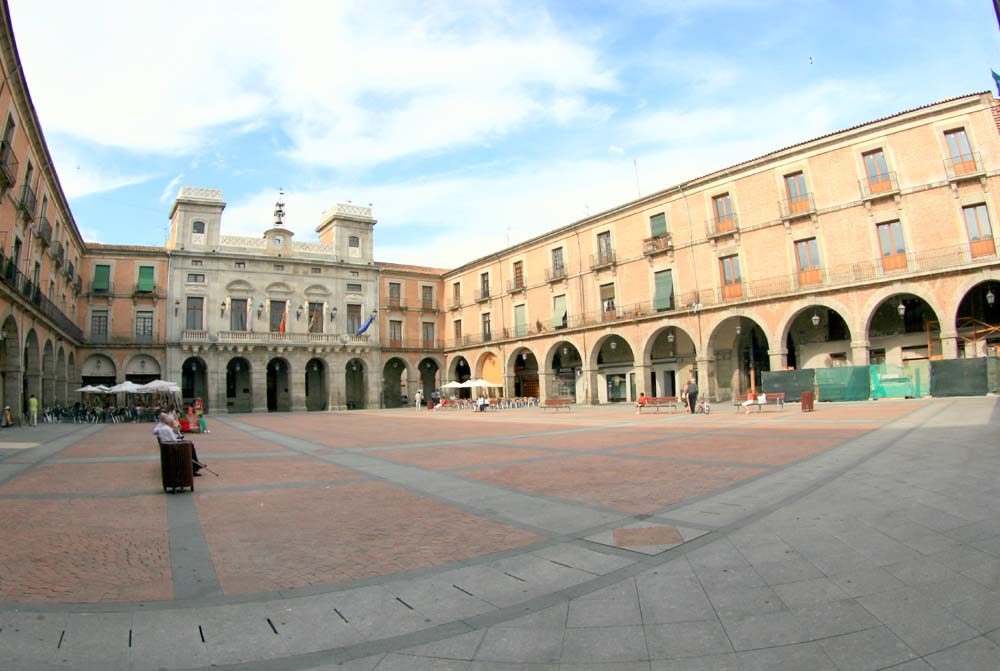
[
  {"xmin": 944, "ymin": 152, "xmax": 984, "ymax": 180},
  {"xmin": 707, "ymin": 213, "xmax": 739, "ymax": 237},
  {"xmin": 779, "ymin": 193, "xmax": 815, "ymax": 219},
  {"xmin": 37, "ymin": 216, "xmax": 52, "ymax": 247},
  {"xmin": 590, "ymin": 249, "xmax": 616, "ymax": 269},
  {"xmin": 545, "ymin": 265, "xmax": 567, "ymax": 282},
  {"xmin": 0, "ymin": 250, "xmax": 83, "ymax": 341},
  {"xmin": 0, "ymin": 141, "xmax": 18, "ymax": 189},
  {"xmin": 859, "ymin": 171, "xmax": 900, "ymax": 199},
  {"xmin": 17, "ymin": 183, "xmax": 36, "ymax": 222},
  {"xmin": 643, "ymin": 234, "xmax": 673, "ymax": 256}
]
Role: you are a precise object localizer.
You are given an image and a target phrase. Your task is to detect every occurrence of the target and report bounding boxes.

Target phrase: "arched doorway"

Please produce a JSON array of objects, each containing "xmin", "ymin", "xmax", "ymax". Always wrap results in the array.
[
  {"xmin": 477, "ymin": 352, "xmax": 503, "ymax": 396},
  {"xmin": 382, "ymin": 357, "xmax": 407, "ymax": 408},
  {"xmin": 786, "ymin": 308, "xmax": 851, "ymax": 370},
  {"xmin": 266, "ymin": 358, "xmax": 291, "ymax": 412},
  {"xmin": 226, "ymin": 357, "xmax": 252, "ymax": 413},
  {"xmin": 417, "ymin": 358, "xmax": 440, "ymax": 401},
  {"xmin": 730, "ymin": 317, "xmax": 770, "ymax": 395},
  {"xmin": 125, "ymin": 354, "xmax": 161, "ymax": 385},
  {"xmin": 42, "ymin": 340, "xmax": 54, "ymax": 408},
  {"xmin": 181, "ymin": 357, "xmax": 208, "ymax": 410},
  {"xmin": 22, "ymin": 330, "xmax": 41, "ymax": 414},
  {"xmin": 549, "ymin": 342, "xmax": 582, "ymax": 401},
  {"xmin": 867, "ymin": 293, "xmax": 939, "ymax": 398},
  {"xmin": 955, "ymin": 281, "xmax": 1000, "ymax": 357},
  {"xmin": 67, "ymin": 352, "xmax": 77, "ymax": 404},
  {"xmin": 450, "ymin": 356, "xmax": 471, "ymax": 399},
  {"xmin": 0, "ymin": 316, "xmax": 19, "ymax": 412},
  {"xmin": 646, "ymin": 327, "xmax": 696, "ymax": 398},
  {"xmin": 345, "ymin": 358, "xmax": 366, "ymax": 409},
  {"xmin": 305, "ymin": 358, "xmax": 327, "ymax": 411},
  {"xmin": 511, "ymin": 348, "xmax": 539, "ymax": 397},
  {"xmin": 595, "ymin": 335, "xmax": 634, "ymax": 403},
  {"xmin": 55, "ymin": 348, "xmax": 66, "ymax": 404},
  {"xmin": 80, "ymin": 353, "xmax": 115, "ymax": 388}
]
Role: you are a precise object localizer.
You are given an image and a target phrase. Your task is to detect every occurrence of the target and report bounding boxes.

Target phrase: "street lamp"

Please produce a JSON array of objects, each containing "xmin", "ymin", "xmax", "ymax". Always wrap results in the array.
[
  {"xmin": 329, "ymin": 306, "xmax": 338, "ymax": 321},
  {"xmin": 897, "ymin": 301, "xmax": 906, "ymax": 317},
  {"xmin": 811, "ymin": 313, "xmax": 821, "ymax": 327},
  {"xmin": 735, "ymin": 322, "xmax": 742, "ymax": 336},
  {"xmin": 987, "ymin": 288, "xmax": 996, "ymax": 307},
  {"xmin": 667, "ymin": 330, "xmax": 675, "ymax": 343}
]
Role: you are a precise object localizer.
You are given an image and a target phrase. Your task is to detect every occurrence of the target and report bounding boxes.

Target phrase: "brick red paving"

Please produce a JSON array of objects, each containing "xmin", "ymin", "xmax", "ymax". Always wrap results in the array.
[
  {"xmin": 193, "ymin": 456, "xmax": 364, "ymax": 489},
  {"xmin": 0, "ymin": 461, "xmax": 162, "ymax": 495},
  {"xmin": 0, "ymin": 497, "xmax": 171, "ymax": 603},
  {"xmin": 465, "ymin": 454, "xmax": 766, "ymax": 514},
  {"xmin": 196, "ymin": 481, "xmax": 544, "ymax": 595},
  {"xmin": 61, "ymin": 423, "xmax": 285, "ymax": 457},
  {"xmin": 613, "ymin": 435, "xmax": 852, "ymax": 466},
  {"xmin": 373, "ymin": 443, "xmax": 552, "ymax": 470}
]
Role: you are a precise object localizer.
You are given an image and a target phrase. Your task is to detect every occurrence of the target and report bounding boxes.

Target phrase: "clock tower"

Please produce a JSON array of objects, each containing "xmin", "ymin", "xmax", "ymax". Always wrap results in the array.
[{"xmin": 262, "ymin": 191, "xmax": 294, "ymax": 255}]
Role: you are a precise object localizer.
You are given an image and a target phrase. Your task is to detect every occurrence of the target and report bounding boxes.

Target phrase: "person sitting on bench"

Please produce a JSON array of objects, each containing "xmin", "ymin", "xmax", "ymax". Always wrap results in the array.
[
  {"xmin": 153, "ymin": 413, "xmax": 204, "ymax": 476},
  {"xmin": 743, "ymin": 392, "xmax": 766, "ymax": 414}
]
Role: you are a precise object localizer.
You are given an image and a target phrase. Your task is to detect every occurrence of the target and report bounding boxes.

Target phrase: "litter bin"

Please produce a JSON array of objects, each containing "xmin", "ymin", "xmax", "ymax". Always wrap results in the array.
[{"xmin": 800, "ymin": 391, "xmax": 815, "ymax": 412}]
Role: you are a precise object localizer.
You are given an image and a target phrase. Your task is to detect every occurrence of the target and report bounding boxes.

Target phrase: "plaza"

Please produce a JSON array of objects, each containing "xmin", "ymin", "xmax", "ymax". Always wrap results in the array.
[{"xmin": 1, "ymin": 397, "xmax": 999, "ymax": 669}]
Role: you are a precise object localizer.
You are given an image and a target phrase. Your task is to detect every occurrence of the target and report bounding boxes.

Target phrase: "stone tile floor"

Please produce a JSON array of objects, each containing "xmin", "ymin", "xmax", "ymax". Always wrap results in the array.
[{"xmin": 0, "ymin": 397, "xmax": 997, "ymax": 669}]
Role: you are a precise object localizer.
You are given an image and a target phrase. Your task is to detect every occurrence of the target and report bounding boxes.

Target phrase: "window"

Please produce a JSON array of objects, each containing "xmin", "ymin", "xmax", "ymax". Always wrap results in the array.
[
  {"xmin": 869, "ymin": 348, "xmax": 886, "ymax": 366},
  {"xmin": 551, "ymin": 247, "xmax": 565, "ymax": 278},
  {"xmin": 876, "ymin": 221, "xmax": 907, "ymax": 272},
  {"xmin": 720, "ymin": 255, "xmax": 742, "ymax": 300},
  {"xmin": 650, "ymin": 212, "xmax": 667, "ymax": 238},
  {"xmin": 653, "ymin": 270, "xmax": 674, "ymax": 311},
  {"xmin": 92, "ymin": 264, "xmax": 110, "ymax": 292},
  {"xmin": 270, "ymin": 300, "xmax": 287, "ymax": 332},
  {"xmin": 346, "ymin": 304, "xmax": 362, "ymax": 333},
  {"xmin": 963, "ymin": 204, "xmax": 996, "ymax": 258},
  {"xmin": 308, "ymin": 302, "xmax": 324, "ymax": 333},
  {"xmin": 454, "ymin": 319, "xmax": 462, "ymax": 341},
  {"xmin": 784, "ymin": 172, "xmax": 809, "ymax": 213},
  {"xmin": 388, "ymin": 282, "xmax": 401, "ymax": 308},
  {"xmin": 479, "ymin": 272, "xmax": 490, "ymax": 298},
  {"xmin": 389, "ymin": 320, "xmax": 402, "ymax": 347},
  {"xmin": 191, "ymin": 259, "xmax": 203, "ymax": 267},
  {"xmin": 235, "ymin": 261, "xmax": 245, "ymax": 269},
  {"xmin": 481, "ymin": 312, "xmax": 492, "ymax": 341},
  {"xmin": 712, "ymin": 193, "xmax": 735, "ymax": 232},
  {"xmin": 452, "ymin": 281, "xmax": 461, "ymax": 305},
  {"xmin": 136, "ymin": 266, "xmax": 154, "ymax": 293},
  {"xmin": 514, "ymin": 304, "xmax": 527, "ymax": 337},
  {"xmin": 350, "ymin": 271, "xmax": 359, "ymax": 277},
  {"xmin": 231, "ymin": 298, "xmax": 248, "ymax": 331},
  {"xmin": 311, "ymin": 267, "xmax": 321, "ymax": 274},
  {"xmin": 135, "ymin": 310, "xmax": 153, "ymax": 341},
  {"xmin": 273, "ymin": 264, "xmax": 284, "ymax": 271},
  {"xmin": 422, "ymin": 322, "xmax": 435, "ymax": 348},
  {"xmin": 421, "ymin": 285, "xmax": 434, "ymax": 309},
  {"xmin": 186, "ymin": 273, "xmax": 205, "ymax": 283},
  {"xmin": 601, "ymin": 283, "xmax": 616, "ymax": 317},
  {"xmin": 596, "ymin": 231, "xmax": 613, "ymax": 265},
  {"xmin": 945, "ymin": 128, "xmax": 976, "ymax": 174},
  {"xmin": 347, "ymin": 283, "xmax": 362, "ymax": 293},
  {"xmin": 185, "ymin": 297, "xmax": 204, "ymax": 330},
  {"xmin": 795, "ymin": 238, "xmax": 822, "ymax": 285},
  {"xmin": 192, "ymin": 221, "xmax": 206, "ymax": 234},
  {"xmin": 863, "ymin": 149, "xmax": 892, "ymax": 193},
  {"xmin": 512, "ymin": 260, "xmax": 524, "ymax": 289},
  {"xmin": 551, "ymin": 294, "xmax": 567, "ymax": 329},
  {"xmin": 830, "ymin": 353, "xmax": 848, "ymax": 367},
  {"xmin": 349, "ymin": 236, "xmax": 360, "ymax": 248},
  {"xmin": 91, "ymin": 310, "xmax": 108, "ymax": 340}
]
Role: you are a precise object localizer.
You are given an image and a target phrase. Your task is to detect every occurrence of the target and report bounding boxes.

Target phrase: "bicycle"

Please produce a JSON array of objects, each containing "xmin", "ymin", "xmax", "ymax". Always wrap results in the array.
[{"xmin": 695, "ymin": 397, "xmax": 711, "ymax": 414}]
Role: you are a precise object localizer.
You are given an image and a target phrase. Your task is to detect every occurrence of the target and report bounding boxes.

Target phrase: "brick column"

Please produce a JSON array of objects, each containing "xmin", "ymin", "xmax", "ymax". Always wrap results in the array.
[
  {"xmin": 768, "ymin": 347, "xmax": 788, "ymax": 372},
  {"xmin": 850, "ymin": 340, "xmax": 870, "ymax": 366},
  {"xmin": 938, "ymin": 331, "xmax": 959, "ymax": 360},
  {"xmin": 251, "ymin": 357, "xmax": 268, "ymax": 413},
  {"xmin": 634, "ymin": 364, "xmax": 651, "ymax": 397}
]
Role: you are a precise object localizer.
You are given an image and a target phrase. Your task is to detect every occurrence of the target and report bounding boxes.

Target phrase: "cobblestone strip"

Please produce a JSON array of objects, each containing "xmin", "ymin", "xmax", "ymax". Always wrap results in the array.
[
  {"xmin": 0, "ymin": 424, "xmax": 103, "ymax": 485},
  {"xmin": 168, "ymin": 494, "xmax": 224, "ymax": 600}
]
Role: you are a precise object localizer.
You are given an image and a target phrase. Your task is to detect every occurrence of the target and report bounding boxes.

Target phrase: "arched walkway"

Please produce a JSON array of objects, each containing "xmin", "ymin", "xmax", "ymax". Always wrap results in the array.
[
  {"xmin": 546, "ymin": 340, "xmax": 582, "ymax": 402},
  {"xmin": 181, "ymin": 357, "xmax": 208, "ymax": 410},
  {"xmin": 305, "ymin": 358, "xmax": 327, "ymax": 411},
  {"xmin": 509, "ymin": 347, "xmax": 539, "ymax": 398},
  {"xmin": 592, "ymin": 334, "xmax": 635, "ymax": 403},
  {"xmin": 709, "ymin": 316, "xmax": 770, "ymax": 399},
  {"xmin": 345, "ymin": 358, "xmax": 366, "ymax": 409},
  {"xmin": 1, "ymin": 316, "xmax": 20, "ymax": 413},
  {"xmin": 23, "ymin": 330, "xmax": 41, "ymax": 414},
  {"xmin": 954, "ymin": 280, "xmax": 1000, "ymax": 357},
  {"xmin": 643, "ymin": 326, "xmax": 697, "ymax": 398},
  {"xmin": 267, "ymin": 358, "xmax": 291, "ymax": 412},
  {"xmin": 382, "ymin": 357, "xmax": 409, "ymax": 408},
  {"xmin": 226, "ymin": 357, "xmax": 252, "ymax": 413}
]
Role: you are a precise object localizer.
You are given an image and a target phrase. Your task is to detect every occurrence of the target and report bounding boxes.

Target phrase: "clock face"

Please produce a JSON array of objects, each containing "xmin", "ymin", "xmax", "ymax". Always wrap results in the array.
[{"xmin": 274, "ymin": 236, "xmax": 284, "ymax": 245}]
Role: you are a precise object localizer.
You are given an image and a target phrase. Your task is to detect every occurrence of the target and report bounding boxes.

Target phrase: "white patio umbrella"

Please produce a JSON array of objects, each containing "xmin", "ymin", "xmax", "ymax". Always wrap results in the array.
[
  {"xmin": 441, "ymin": 380, "xmax": 465, "ymax": 389},
  {"xmin": 137, "ymin": 379, "xmax": 181, "ymax": 393},
  {"xmin": 469, "ymin": 378, "xmax": 500, "ymax": 388},
  {"xmin": 109, "ymin": 380, "xmax": 144, "ymax": 394},
  {"xmin": 75, "ymin": 385, "xmax": 105, "ymax": 393}
]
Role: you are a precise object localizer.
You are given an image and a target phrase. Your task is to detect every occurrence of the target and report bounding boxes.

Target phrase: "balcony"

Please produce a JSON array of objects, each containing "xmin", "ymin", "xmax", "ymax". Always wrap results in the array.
[
  {"xmin": 944, "ymin": 152, "xmax": 984, "ymax": 181},
  {"xmin": 779, "ymin": 193, "xmax": 815, "ymax": 220},
  {"xmin": 590, "ymin": 249, "xmax": 616, "ymax": 270},
  {"xmin": 707, "ymin": 213, "xmax": 739, "ymax": 238},
  {"xmin": 387, "ymin": 339, "xmax": 403, "ymax": 348},
  {"xmin": 420, "ymin": 339, "xmax": 442, "ymax": 350},
  {"xmin": 0, "ymin": 250, "xmax": 84, "ymax": 341},
  {"xmin": 449, "ymin": 297, "xmax": 462, "ymax": 310},
  {"xmin": 208, "ymin": 331, "xmax": 373, "ymax": 347},
  {"xmin": 51, "ymin": 240, "xmax": 65, "ymax": 267},
  {"xmin": 545, "ymin": 265, "xmax": 567, "ymax": 282},
  {"xmin": 859, "ymin": 172, "xmax": 900, "ymax": 200},
  {"xmin": 0, "ymin": 141, "xmax": 18, "ymax": 190},
  {"xmin": 66, "ymin": 261, "xmax": 74, "ymax": 281},
  {"xmin": 643, "ymin": 233, "xmax": 673, "ymax": 257},
  {"xmin": 37, "ymin": 216, "xmax": 52, "ymax": 247},
  {"xmin": 134, "ymin": 282, "xmax": 156, "ymax": 295},
  {"xmin": 508, "ymin": 278, "xmax": 526, "ymax": 293},
  {"xmin": 75, "ymin": 276, "xmax": 83, "ymax": 293},
  {"xmin": 90, "ymin": 281, "xmax": 113, "ymax": 296},
  {"xmin": 17, "ymin": 183, "xmax": 36, "ymax": 222},
  {"xmin": 475, "ymin": 287, "xmax": 491, "ymax": 302},
  {"xmin": 420, "ymin": 298, "xmax": 437, "ymax": 311},
  {"xmin": 386, "ymin": 296, "xmax": 404, "ymax": 311}
]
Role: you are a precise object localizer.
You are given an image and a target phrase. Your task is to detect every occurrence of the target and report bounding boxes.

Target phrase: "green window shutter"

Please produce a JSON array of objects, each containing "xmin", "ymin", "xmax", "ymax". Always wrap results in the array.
[
  {"xmin": 514, "ymin": 304, "xmax": 527, "ymax": 337},
  {"xmin": 650, "ymin": 213, "xmax": 667, "ymax": 237},
  {"xmin": 551, "ymin": 295, "xmax": 567, "ymax": 328},
  {"xmin": 653, "ymin": 270, "xmax": 673, "ymax": 311},
  {"xmin": 137, "ymin": 266, "xmax": 154, "ymax": 292},
  {"xmin": 93, "ymin": 264, "xmax": 110, "ymax": 291}
]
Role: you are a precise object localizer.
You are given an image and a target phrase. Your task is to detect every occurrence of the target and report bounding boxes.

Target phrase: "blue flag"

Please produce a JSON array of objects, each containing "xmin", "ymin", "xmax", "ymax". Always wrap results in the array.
[{"xmin": 992, "ymin": 70, "xmax": 1000, "ymax": 97}]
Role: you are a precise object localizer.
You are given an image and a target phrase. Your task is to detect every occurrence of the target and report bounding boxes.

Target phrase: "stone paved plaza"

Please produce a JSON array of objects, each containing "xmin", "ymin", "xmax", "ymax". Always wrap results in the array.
[{"xmin": 0, "ymin": 398, "xmax": 998, "ymax": 670}]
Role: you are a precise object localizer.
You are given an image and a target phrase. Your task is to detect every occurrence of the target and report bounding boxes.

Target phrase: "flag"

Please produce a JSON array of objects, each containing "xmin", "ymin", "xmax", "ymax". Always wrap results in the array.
[
  {"xmin": 278, "ymin": 308, "xmax": 287, "ymax": 333},
  {"xmin": 307, "ymin": 308, "xmax": 316, "ymax": 333},
  {"xmin": 248, "ymin": 300, "xmax": 254, "ymax": 332},
  {"xmin": 993, "ymin": 70, "xmax": 1000, "ymax": 97}
]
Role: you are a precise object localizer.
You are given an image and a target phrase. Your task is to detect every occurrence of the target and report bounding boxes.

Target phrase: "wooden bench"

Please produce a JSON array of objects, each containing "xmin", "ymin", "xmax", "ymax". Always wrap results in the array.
[
  {"xmin": 542, "ymin": 398, "xmax": 572, "ymax": 412},
  {"xmin": 637, "ymin": 396, "xmax": 680, "ymax": 413},
  {"xmin": 734, "ymin": 392, "xmax": 786, "ymax": 412}
]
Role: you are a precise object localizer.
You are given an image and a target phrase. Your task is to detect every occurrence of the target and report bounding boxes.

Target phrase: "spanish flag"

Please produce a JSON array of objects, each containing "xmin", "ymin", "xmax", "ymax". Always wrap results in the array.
[{"xmin": 278, "ymin": 307, "xmax": 287, "ymax": 333}]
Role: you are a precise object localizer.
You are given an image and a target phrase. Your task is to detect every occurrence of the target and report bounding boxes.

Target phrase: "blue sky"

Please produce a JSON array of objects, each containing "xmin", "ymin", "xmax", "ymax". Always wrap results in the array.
[{"xmin": 9, "ymin": 0, "xmax": 1000, "ymax": 267}]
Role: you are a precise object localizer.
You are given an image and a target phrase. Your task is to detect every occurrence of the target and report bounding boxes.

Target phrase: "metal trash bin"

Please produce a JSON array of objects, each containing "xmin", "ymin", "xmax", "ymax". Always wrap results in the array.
[
  {"xmin": 800, "ymin": 391, "xmax": 815, "ymax": 412},
  {"xmin": 159, "ymin": 440, "xmax": 194, "ymax": 493}
]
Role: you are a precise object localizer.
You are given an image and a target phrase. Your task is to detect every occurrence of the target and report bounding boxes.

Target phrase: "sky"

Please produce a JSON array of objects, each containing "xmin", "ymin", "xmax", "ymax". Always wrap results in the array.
[{"xmin": 8, "ymin": 0, "xmax": 1000, "ymax": 268}]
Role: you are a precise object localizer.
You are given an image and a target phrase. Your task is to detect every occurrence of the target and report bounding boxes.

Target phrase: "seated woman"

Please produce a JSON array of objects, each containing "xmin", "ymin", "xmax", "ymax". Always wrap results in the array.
[
  {"xmin": 635, "ymin": 392, "xmax": 649, "ymax": 414},
  {"xmin": 743, "ymin": 392, "xmax": 766, "ymax": 414}
]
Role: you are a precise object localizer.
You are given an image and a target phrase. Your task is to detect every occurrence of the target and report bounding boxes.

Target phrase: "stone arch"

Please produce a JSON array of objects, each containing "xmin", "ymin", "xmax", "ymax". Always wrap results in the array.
[
  {"xmin": 382, "ymin": 356, "xmax": 411, "ymax": 408},
  {"xmin": 305, "ymin": 357, "xmax": 328, "ymax": 411},
  {"xmin": 587, "ymin": 332, "xmax": 637, "ymax": 370},
  {"xmin": 641, "ymin": 324, "xmax": 698, "ymax": 398},
  {"xmin": 80, "ymin": 352, "xmax": 115, "ymax": 384},
  {"xmin": 55, "ymin": 347, "xmax": 66, "ymax": 404},
  {"xmin": 449, "ymin": 355, "xmax": 472, "ymax": 383},
  {"xmin": 775, "ymin": 295, "xmax": 858, "ymax": 348},
  {"xmin": 508, "ymin": 346, "xmax": 540, "ymax": 398},
  {"xmin": 947, "ymin": 271, "xmax": 1000, "ymax": 326},
  {"xmin": 418, "ymin": 356, "xmax": 443, "ymax": 401},
  {"xmin": 41, "ymin": 339, "xmax": 55, "ymax": 407},
  {"xmin": 1, "ymin": 315, "xmax": 21, "ymax": 413},
  {"xmin": 777, "ymin": 299, "xmax": 856, "ymax": 370},
  {"xmin": 590, "ymin": 333, "xmax": 636, "ymax": 403},
  {"xmin": 124, "ymin": 353, "xmax": 162, "ymax": 382},
  {"xmin": 345, "ymin": 358, "xmax": 366, "ymax": 409},
  {"xmin": 707, "ymin": 314, "xmax": 772, "ymax": 399},
  {"xmin": 544, "ymin": 340, "xmax": 584, "ymax": 402},
  {"xmin": 181, "ymin": 356, "xmax": 208, "ymax": 409},
  {"xmin": 860, "ymin": 284, "xmax": 946, "ymax": 338},
  {"xmin": 67, "ymin": 351, "xmax": 77, "ymax": 402},
  {"xmin": 951, "ymin": 276, "xmax": 1000, "ymax": 357},
  {"xmin": 226, "ymin": 357, "xmax": 252, "ymax": 413}
]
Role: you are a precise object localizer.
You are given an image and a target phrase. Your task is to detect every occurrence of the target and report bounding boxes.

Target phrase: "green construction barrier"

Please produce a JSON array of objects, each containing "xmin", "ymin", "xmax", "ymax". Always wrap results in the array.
[
  {"xmin": 930, "ymin": 358, "xmax": 988, "ymax": 397},
  {"xmin": 988, "ymin": 357, "xmax": 1000, "ymax": 394},
  {"xmin": 870, "ymin": 363, "xmax": 926, "ymax": 399},
  {"xmin": 761, "ymin": 369, "xmax": 815, "ymax": 401},
  {"xmin": 815, "ymin": 366, "xmax": 870, "ymax": 402}
]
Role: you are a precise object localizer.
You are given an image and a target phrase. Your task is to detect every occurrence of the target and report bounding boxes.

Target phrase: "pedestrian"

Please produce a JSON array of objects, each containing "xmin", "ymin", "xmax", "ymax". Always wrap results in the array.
[
  {"xmin": 635, "ymin": 392, "xmax": 649, "ymax": 414},
  {"xmin": 680, "ymin": 380, "xmax": 690, "ymax": 413},
  {"xmin": 687, "ymin": 378, "xmax": 699, "ymax": 414},
  {"xmin": 28, "ymin": 394, "xmax": 38, "ymax": 426},
  {"xmin": 414, "ymin": 389, "xmax": 423, "ymax": 411},
  {"xmin": 194, "ymin": 397, "xmax": 209, "ymax": 433},
  {"xmin": 430, "ymin": 389, "xmax": 440, "ymax": 410}
]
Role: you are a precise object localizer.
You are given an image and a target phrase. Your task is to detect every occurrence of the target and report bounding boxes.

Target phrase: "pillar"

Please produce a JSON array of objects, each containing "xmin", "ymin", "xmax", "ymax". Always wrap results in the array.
[
  {"xmin": 634, "ymin": 364, "xmax": 651, "ymax": 396},
  {"xmin": 329, "ymin": 365, "xmax": 345, "ymax": 410},
  {"xmin": 211, "ymin": 354, "xmax": 228, "ymax": 414},
  {"xmin": 938, "ymin": 331, "xmax": 959, "ymax": 360},
  {"xmin": 768, "ymin": 347, "xmax": 788, "ymax": 372},
  {"xmin": 251, "ymin": 357, "xmax": 268, "ymax": 413},
  {"xmin": 290, "ymin": 355, "xmax": 307, "ymax": 413},
  {"xmin": 850, "ymin": 340, "xmax": 870, "ymax": 366},
  {"xmin": 580, "ymin": 368, "xmax": 598, "ymax": 405},
  {"xmin": 695, "ymin": 356, "xmax": 714, "ymax": 400}
]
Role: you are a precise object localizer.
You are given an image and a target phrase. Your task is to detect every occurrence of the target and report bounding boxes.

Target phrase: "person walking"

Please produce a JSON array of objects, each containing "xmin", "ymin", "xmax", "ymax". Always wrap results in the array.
[
  {"xmin": 414, "ymin": 389, "xmax": 423, "ymax": 411},
  {"xmin": 686, "ymin": 378, "xmax": 699, "ymax": 414},
  {"xmin": 28, "ymin": 394, "xmax": 38, "ymax": 426}
]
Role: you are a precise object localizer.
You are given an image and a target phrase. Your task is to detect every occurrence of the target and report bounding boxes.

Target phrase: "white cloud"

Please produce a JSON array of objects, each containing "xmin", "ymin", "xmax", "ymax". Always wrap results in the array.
[
  {"xmin": 159, "ymin": 174, "xmax": 183, "ymax": 203},
  {"xmin": 608, "ymin": 145, "xmax": 624, "ymax": 155}
]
